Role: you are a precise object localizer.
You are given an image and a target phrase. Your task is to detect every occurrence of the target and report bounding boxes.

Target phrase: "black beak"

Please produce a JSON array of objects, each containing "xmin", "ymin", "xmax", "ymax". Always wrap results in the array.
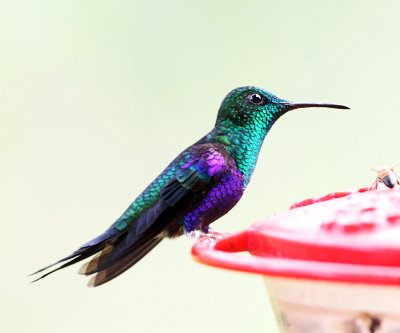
[{"xmin": 281, "ymin": 101, "xmax": 350, "ymax": 110}]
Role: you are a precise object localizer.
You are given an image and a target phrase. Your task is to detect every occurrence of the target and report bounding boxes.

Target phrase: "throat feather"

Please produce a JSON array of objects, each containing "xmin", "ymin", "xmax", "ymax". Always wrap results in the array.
[{"xmin": 207, "ymin": 126, "xmax": 266, "ymax": 187}]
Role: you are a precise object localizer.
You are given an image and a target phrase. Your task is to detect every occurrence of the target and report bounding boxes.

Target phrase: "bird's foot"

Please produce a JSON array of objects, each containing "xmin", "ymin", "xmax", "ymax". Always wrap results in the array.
[
  {"xmin": 204, "ymin": 232, "xmax": 223, "ymax": 239},
  {"xmin": 206, "ymin": 228, "xmax": 229, "ymax": 239},
  {"xmin": 185, "ymin": 230, "xmax": 210, "ymax": 239},
  {"xmin": 185, "ymin": 229, "xmax": 226, "ymax": 240}
]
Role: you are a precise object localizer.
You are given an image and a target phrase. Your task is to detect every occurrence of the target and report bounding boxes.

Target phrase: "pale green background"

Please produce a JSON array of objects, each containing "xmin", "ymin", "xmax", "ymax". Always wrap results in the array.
[{"xmin": 1, "ymin": 0, "xmax": 400, "ymax": 332}]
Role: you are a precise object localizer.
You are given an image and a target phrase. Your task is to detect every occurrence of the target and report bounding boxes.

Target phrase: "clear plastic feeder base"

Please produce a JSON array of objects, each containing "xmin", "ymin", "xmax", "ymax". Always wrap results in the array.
[{"xmin": 264, "ymin": 276, "xmax": 400, "ymax": 333}]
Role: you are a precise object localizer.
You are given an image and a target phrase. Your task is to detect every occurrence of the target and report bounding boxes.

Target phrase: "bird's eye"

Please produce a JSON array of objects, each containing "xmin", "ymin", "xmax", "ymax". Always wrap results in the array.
[{"xmin": 248, "ymin": 93, "xmax": 264, "ymax": 105}]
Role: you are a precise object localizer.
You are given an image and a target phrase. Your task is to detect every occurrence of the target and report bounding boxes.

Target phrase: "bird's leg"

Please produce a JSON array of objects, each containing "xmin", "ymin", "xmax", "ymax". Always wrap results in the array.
[
  {"xmin": 185, "ymin": 228, "xmax": 225, "ymax": 240},
  {"xmin": 185, "ymin": 230, "xmax": 212, "ymax": 239},
  {"xmin": 205, "ymin": 227, "xmax": 229, "ymax": 239}
]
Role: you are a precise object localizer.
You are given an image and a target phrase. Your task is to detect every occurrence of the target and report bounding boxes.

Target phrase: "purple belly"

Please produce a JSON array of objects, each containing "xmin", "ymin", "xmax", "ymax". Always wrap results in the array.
[{"xmin": 182, "ymin": 169, "xmax": 244, "ymax": 232}]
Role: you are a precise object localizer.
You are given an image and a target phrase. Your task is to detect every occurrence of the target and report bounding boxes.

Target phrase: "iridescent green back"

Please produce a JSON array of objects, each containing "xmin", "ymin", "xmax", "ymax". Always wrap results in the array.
[{"xmin": 111, "ymin": 153, "xmax": 189, "ymax": 231}]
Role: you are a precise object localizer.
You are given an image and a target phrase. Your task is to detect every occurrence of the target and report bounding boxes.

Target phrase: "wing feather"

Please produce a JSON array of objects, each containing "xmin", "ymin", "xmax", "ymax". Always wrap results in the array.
[{"xmin": 32, "ymin": 143, "xmax": 232, "ymax": 286}]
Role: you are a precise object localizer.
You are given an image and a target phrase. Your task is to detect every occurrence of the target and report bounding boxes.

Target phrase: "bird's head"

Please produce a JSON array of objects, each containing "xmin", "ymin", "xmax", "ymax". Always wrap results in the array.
[{"xmin": 216, "ymin": 86, "xmax": 349, "ymax": 130}]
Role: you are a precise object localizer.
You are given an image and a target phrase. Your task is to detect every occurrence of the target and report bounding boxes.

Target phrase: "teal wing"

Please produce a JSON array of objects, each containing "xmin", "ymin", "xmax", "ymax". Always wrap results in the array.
[
  {"xmin": 30, "ymin": 156, "xmax": 184, "ymax": 283},
  {"xmin": 79, "ymin": 144, "xmax": 231, "ymax": 286},
  {"xmin": 32, "ymin": 143, "xmax": 233, "ymax": 286}
]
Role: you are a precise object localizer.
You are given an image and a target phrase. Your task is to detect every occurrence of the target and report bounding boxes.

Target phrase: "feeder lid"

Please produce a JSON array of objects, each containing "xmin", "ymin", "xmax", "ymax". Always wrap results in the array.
[{"xmin": 192, "ymin": 188, "xmax": 400, "ymax": 285}]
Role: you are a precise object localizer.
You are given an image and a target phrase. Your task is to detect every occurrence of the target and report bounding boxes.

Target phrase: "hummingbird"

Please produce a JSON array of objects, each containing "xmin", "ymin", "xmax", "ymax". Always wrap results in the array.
[{"xmin": 32, "ymin": 86, "xmax": 349, "ymax": 286}]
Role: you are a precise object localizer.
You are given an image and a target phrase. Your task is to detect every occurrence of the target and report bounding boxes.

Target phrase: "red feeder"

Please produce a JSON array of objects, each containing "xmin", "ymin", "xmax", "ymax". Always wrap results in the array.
[{"xmin": 192, "ymin": 188, "xmax": 400, "ymax": 332}]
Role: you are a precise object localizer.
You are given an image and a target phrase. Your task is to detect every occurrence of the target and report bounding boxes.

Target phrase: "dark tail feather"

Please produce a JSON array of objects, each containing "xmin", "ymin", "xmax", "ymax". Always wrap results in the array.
[
  {"xmin": 87, "ymin": 237, "xmax": 163, "ymax": 287},
  {"xmin": 30, "ymin": 228, "xmax": 120, "ymax": 282},
  {"xmin": 77, "ymin": 201, "xmax": 174, "ymax": 286},
  {"xmin": 32, "ymin": 176, "xmax": 193, "ymax": 285}
]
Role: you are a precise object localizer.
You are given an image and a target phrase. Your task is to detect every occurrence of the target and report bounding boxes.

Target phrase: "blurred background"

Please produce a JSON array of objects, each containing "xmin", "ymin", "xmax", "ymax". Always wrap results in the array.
[{"xmin": 1, "ymin": 0, "xmax": 400, "ymax": 332}]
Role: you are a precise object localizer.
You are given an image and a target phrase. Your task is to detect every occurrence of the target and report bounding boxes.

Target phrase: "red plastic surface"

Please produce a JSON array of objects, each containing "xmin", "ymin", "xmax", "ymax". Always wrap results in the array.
[
  {"xmin": 289, "ymin": 187, "xmax": 369, "ymax": 209},
  {"xmin": 191, "ymin": 188, "xmax": 400, "ymax": 285}
]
